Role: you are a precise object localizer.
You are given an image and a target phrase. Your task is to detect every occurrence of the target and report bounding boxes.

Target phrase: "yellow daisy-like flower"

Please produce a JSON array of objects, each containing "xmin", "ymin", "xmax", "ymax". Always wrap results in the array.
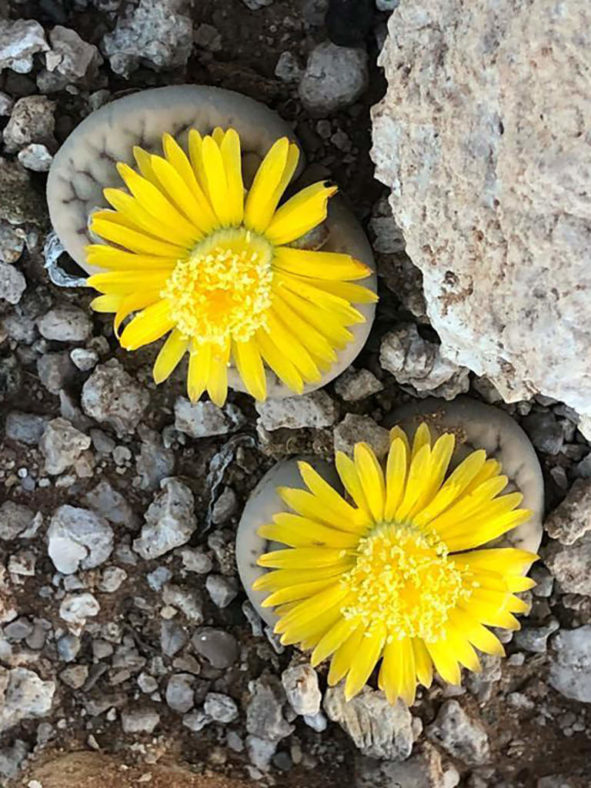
[
  {"xmin": 254, "ymin": 424, "xmax": 537, "ymax": 704},
  {"xmin": 86, "ymin": 128, "xmax": 376, "ymax": 406}
]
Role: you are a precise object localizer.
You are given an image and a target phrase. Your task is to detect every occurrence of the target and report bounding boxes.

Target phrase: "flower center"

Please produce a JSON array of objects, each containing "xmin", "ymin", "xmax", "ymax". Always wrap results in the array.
[
  {"xmin": 341, "ymin": 522, "xmax": 471, "ymax": 642},
  {"xmin": 161, "ymin": 227, "xmax": 274, "ymax": 345}
]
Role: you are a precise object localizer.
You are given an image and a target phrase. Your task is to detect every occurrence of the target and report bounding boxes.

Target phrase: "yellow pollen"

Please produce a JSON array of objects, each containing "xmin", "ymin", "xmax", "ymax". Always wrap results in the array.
[
  {"xmin": 341, "ymin": 522, "xmax": 471, "ymax": 641},
  {"xmin": 161, "ymin": 227, "xmax": 274, "ymax": 345}
]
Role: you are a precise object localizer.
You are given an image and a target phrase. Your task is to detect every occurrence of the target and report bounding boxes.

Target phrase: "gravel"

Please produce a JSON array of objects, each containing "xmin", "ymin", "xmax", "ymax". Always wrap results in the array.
[
  {"xmin": 204, "ymin": 692, "xmax": 240, "ymax": 723},
  {"xmin": 0, "ymin": 668, "xmax": 55, "ymax": 734},
  {"xmin": 324, "ymin": 685, "xmax": 414, "ymax": 760},
  {"xmin": 39, "ymin": 417, "xmax": 91, "ymax": 475},
  {"xmin": 544, "ymin": 478, "xmax": 591, "ymax": 544},
  {"xmin": 333, "ymin": 413, "xmax": 390, "ymax": 458},
  {"xmin": 0, "ymin": 501, "xmax": 35, "ymax": 540},
  {"xmin": 133, "ymin": 477, "xmax": 197, "ymax": 559},
  {"xmin": 281, "ymin": 663, "xmax": 322, "ymax": 716},
  {"xmin": 47, "ymin": 505, "xmax": 113, "ymax": 574},
  {"xmin": 3, "ymin": 95, "xmax": 55, "ymax": 153},
  {"xmin": 256, "ymin": 390, "xmax": 338, "ymax": 430},
  {"xmin": 37, "ymin": 304, "xmax": 92, "ymax": 342},
  {"xmin": 426, "ymin": 700, "xmax": 491, "ymax": 766},
  {"xmin": 81, "ymin": 359, "xmax": 150, "ymax": 436},
  {"xmin": 334, "ymin": 367, "xmax": 383, "ymax": 401},
  {"xmin": 191, "ymin": 628, "xmax": 239, "ymax": 669},
  {"xmin": 299, "ymin": 42, "xmax": 368, "ymax": 116},
  {"xmin": 166, "ymin": 673, "xmax": 195, "ymax": 713},
  {"xmin": 549, "ymin": 626, "xmax": 591, "ymax": 702},
  {"xmin": 380, "ymin": 323, "xmax": 470, "ymax": 400},
  {"xmin": 0, "ymin": 263, "xmax": 26, "ymax": 305},
  {"xmin": 101, "ymin": 0, "xmax": 193, "ymax": 77},
  {"xmin": 174, "ymin": 397, "xmax": 244, "ymax": 438},
  {"xmin": 0, "ymin": 19, "xmax": 48, "ymax": 74}
]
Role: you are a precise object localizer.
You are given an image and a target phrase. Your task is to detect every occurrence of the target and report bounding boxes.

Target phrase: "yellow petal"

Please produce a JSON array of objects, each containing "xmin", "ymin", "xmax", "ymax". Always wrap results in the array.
[
  {"xmin": 232, "ymin": 338, "xmax": 266, "ymax": 401},
  {"xmin": 395, "ymin": 444, "xmax": 431, "ymax": 521},
  {"xmin": 384, "ymin": 437, "xmax": 408, "ymax": 521},
  {"xmin": 273, "ymin": 246, "xmax": 371, "ymax": 281},
  {"xmin": 90, "ymin": 294, "xmax": 121, "ymax": 313},
  {"xmin": 153, "ymin": 329, "xmax": 188, "ymax": 383},
  {"xmin": 161, "ymin": 132, "xmax": 217, "ymax": 228},
  {"xmin": 274, "ymin": 583, "xmax": 349, "ymax": 635},
  {"xmin": 258, "ymin": 546, "xmax": 347, "ymax": 570},
  {"xmin": 335, "ymin": 451, "xmax": 370, "ymax": 513},
  {"xmin": 261, "ymin": 579, "xmax": 340, "ymax": 608},
  {"xmin": 269, "ymin": 291, "xmax": 337, "ymax": 368},
  {"xmin": 425, "ymin": 639, "xmax": 461, "ymax": 685},
  {"xmin": 311, "ymin": 617, "xmax": 358, "ymax": 667},
  {"xmin": 120, "ymin": 300, "xmax": 174, "ymax": 350},
  {"xmin": 412, "ymin": 638, "xmax": 433, "ymax": 688},
  {"xmin": 252, "ymin": 563, "xmax": 350, "ymax": 593},
  {"xmin": 266, "ymin": 181, "xmax": 337, "ymax": 245},
  {"xmin": 447, "ymin": 609, "xmax": 506, "ymax": 657},
  {"xmin": 220, "ymin": 128, "xmax": 244, "ymax": 225},
  {"xmin": 276, "ymin": 285, "xmax": 354, "ymax": 349},
  {"xmin": 261, "ymin": 512, "xmax": 359, "ymax": 548},
  {"xmin": 113, "ymin": 291, "xmax": 161, "ymax": 335},
  {"xmin": 200, "ymin": 136, "xmax": 232, "ymax": 226},
  {"xmin": 354, "ymin": 442, "xmax": 386, "ymax": 522},
  {"xmin": 266, "ymin": 310, "xmax": 322, "ymax": 383},
  {"xmin": 412, "ymin": 449, "xmax": 487, "ymax": 528},
  {"xmin": 244, "ymin": 137, "xmax": 290, "ymax": 232},
  {"xmin": 278, "ymin": 487, "xmax": 367, "ymax": 534},
  {"xmin": 116, "ymin": 163, "xmax": 199, "ymax": 246},
  {"xmin": 207, "ymin": 338, "xmax": 230, "ymax": 407},
  {"xmin": 379, "ymin": 637, "xmax": 416, "ymax": 705},
  {"xmin": 345, "ymin": 624, "xmax": 387, "ymax": 700},
  {"xmin": 150, "ymin": 153, "xmax": 218, "ymax": 235},
  {"xmin": 103, "ymin": 187, "xmax": 185, "ymax": 242},
  {"xmin": 298, "ymin": 461, "xmax": 366, "ymax": 530},
  {"xmin": 86, "ymin": 244, "xmax": 180, "ymax": 271},
  {"xmin": 328, "ymin": 626, "xmax": 364, "ymax": 686},
  {"xmin": 300, "ymin": 278, "xmax": 378, "ymax": 305},
  {"xmin": 91, "ymin": 214, "xmax": 186, "ymax": 257},
  {"xmin": 187, "ymin": 343, "xmax": 211, "ymax": 402},
  {"xmin": 408, "ymin": 433, "xmax": 456, "ymax": 518},
  {"xmin": 87, "ymin": 270, "xmax": 170, "ymax": 295},
  {"xmin": 411, "ymin": 423, "xmax": 432, "ymax": 460},
  {"xmin": 254, "ymin": 328, "xmax": 304, "ymax": 394}
]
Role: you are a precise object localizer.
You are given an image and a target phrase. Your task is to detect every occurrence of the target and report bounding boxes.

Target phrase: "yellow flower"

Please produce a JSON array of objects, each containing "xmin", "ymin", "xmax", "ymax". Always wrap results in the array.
[
  {"xmin": 86, "ymin": 128, "xmax": 376, "ymax": 406},
  {"xmin": 254, "ymin": 423, "xmax": 537, "ymax": 704}
]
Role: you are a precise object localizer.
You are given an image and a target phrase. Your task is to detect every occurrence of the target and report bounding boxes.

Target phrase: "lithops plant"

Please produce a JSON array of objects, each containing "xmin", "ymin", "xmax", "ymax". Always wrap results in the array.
[
  {"xmin": 236, "ymin": 398, "xmax": 543, "ymax": 704},
  {"xmin": 46, "ymin": 85, "xmax": 377, "ymax": 403}
]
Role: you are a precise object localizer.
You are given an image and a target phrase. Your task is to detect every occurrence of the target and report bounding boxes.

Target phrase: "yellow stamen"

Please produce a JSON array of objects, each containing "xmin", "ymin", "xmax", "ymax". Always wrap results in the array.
[
  {"xmin": 161, "ymin": 227, "xmax": 273, "ymax": 346},
  {"xmin": 341, "ymin": 522, "xmax": 470, "ymax": 642}
]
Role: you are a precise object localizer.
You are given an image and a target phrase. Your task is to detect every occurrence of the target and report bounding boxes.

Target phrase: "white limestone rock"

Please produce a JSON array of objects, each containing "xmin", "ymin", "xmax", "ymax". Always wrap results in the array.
[{"xmin": 372, "ymin": 0, "xmax": 591, "ymax": 432}]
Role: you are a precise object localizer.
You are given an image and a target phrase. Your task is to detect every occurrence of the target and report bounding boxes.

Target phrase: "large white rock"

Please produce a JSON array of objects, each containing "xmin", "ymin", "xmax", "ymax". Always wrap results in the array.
[{"xmin": 372, "ymin": 0, "xmax": 591, "ymax": 433}]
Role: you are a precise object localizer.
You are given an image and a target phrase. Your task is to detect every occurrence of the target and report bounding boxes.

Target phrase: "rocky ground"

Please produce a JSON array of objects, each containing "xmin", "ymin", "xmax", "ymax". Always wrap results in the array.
[{"xmin": 0, "ymin": 1, "xmax": 590, "ymax": 786}]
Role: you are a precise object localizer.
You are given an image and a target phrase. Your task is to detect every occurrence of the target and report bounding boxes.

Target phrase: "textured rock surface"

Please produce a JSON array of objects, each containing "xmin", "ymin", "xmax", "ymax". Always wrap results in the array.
[
  {"xmin": 544, "ymin": 479, "xmax": 591, "ymax": 544},
  {"xmin": 549, "ymin": 626, "xmax": 591, "ymax": 702},
  {"xmin": 380, "ymin": 323, "xmax": 470, "ymax": 400},
  {"xmin": 0, "ymin": 668, "xmax": 55, "ymax": 733},
  {"xmin": 426, "ymin": 700, "xmax": 490, "ymax": 766},
  {"xmin": 372, "ymin": 0, "xmax": 591, "ymax": 430},
  {"xmin": 101, "ymin": 0, "xmax": 193, "ymax": 77},
  {"xmin": 133, "ymin": 477, "xmax": 197, "ymax": 559},
  {"xmin": 324, "ymin": 685, "xmax": 414, "ymax": 760}
]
